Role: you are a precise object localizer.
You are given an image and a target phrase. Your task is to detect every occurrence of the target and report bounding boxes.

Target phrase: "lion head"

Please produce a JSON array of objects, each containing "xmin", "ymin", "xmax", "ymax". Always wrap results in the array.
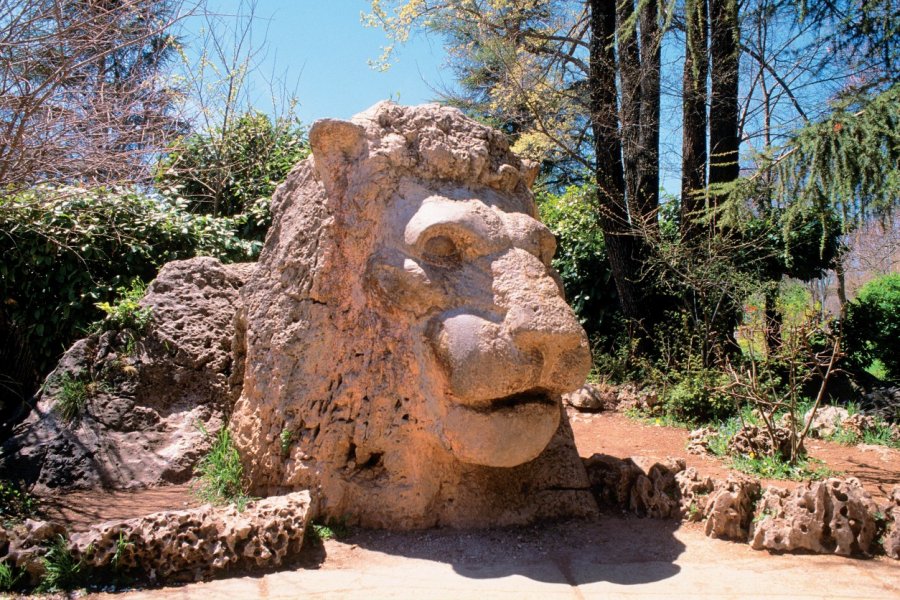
[{"xmin": 230, "ymin": 102, "xmax": 593, "ymax": 528}]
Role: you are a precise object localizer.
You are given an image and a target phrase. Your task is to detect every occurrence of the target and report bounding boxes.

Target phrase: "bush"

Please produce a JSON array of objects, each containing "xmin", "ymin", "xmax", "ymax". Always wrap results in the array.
[
  {"xmin": 536, "ymin": 184, "xmax": 621, "ymax": 341},
  {"xmin": 157, "ymin": 111, "xmax": 310, "ymax": 242},
  {"xmin": 843, "ymin": 273, "xmax": 900, "ymax": 382},
  {"xmin": 660, "ymin": 366, "xmax": 735, "ymax": 423},
  {"xmin": 0, "ymin": 186, "xmax": 256, "ymax": 376}
]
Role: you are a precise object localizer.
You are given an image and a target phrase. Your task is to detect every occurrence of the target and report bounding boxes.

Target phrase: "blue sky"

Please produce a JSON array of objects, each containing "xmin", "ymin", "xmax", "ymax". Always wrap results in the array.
[{"xmin": 189, "ymin": 1, "xmax": 448, "ymax": 124}]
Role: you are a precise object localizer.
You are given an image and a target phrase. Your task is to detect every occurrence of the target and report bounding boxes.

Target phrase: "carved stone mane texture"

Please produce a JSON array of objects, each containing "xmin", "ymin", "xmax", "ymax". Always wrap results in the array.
[{"xmin": 230, "ymin": 102, "xmax": 596, "ymax": 528}]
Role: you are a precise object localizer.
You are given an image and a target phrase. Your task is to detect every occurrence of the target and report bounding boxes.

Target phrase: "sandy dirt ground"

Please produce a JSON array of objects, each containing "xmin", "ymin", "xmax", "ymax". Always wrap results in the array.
[
  {"xmin": 93, "ymin": 516, "xmax": 899, "ymax": 599},
  {"xmin": 33, "ymin": 407, "xmax": 899, "ymax": 598}
]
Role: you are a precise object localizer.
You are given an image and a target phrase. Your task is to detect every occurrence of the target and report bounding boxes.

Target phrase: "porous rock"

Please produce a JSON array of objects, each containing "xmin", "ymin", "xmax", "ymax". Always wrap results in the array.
[
  {"xmin": 583, "ymin": 455, "xmax": 685, "ymax": 519},
  {"xmin": 686, "ymin": 426, "xmax": 717, "ymax": 456},
  {"xmin": 804, "ymin": 406, "xmax": 849, "ymax": 439},
  {"xmin": 1, "ymin": 257, "xmax": 254, "ymax": 491},
  {"xmin": 3, "ymin": 519, "xmax": 67, "ymax": 583},
  {"xmin": 230, "ymin": 102, "xmax": 596, "ymax": 528},
  {"xmin": 563, "ymin": 382, "xmax": 618, "ymax": 412},
  {"xmin": 702, "ymin": 476, "xmax": 761, "ymax": 540},
  {"xmin": 70, "ymin": 491, "xmax": 311, "ymax": 583},
  {"xmin": 883, "ymin": 486, "xmax": 900, "ymax": 559},
  {"xmin": 750, "ymin": 477, "xmax": 879, "ymax": 556},
  {"xmin": 727, "ymin": 424, "xmax": 796, "ymax": 460}
]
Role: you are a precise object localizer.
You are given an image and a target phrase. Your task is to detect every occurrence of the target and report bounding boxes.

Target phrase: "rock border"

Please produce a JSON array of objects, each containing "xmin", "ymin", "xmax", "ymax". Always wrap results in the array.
[
  {"xmin": 583, "ymin": 454, "xmax": 900, "ymax": 559},
  {"xmin": 2, "ymin": 490, "xmax": 312, "ymax": 586}
]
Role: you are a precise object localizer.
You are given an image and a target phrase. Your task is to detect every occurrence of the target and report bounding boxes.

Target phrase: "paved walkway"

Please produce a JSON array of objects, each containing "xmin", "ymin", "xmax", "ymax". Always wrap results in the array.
[{"xmin": 97, "ymin": 517, "xmax": 899, "ymax": 599}]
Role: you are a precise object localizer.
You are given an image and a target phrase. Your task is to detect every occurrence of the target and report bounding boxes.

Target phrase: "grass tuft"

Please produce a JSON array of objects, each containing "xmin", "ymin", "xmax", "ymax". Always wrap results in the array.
[{"xmin": 193, "ymin": 427, "xmax": 252, "ymax": 510}]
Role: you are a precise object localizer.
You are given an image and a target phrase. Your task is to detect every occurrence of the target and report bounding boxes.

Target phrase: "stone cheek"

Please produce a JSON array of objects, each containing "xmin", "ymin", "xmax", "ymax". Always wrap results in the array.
[{"xmin": 229, "ymin": 102, "xmax": 596, "ymax": 528}]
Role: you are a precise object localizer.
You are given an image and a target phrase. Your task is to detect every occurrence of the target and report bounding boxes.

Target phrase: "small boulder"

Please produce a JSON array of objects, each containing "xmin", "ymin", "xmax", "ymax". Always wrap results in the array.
[
  {"xmin": 750, "ymin": 477, "xmax": 878, "ymax": 556},
  {"xmin": 804, "ymin": 406, "xmax": 849, "ymax": 439},
  {"xmin": 563, "ymin": 383, "xmax": 618, "ymax": 412}
]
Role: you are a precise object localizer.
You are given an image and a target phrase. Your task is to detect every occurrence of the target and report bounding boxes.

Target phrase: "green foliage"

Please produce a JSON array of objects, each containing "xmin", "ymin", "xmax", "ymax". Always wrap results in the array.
[
  {"xmin": 94, "ymin": 279, "xmax": 153, "ymax": 334},
  {"xmin": 730, "ymin": 454, "xmax": 835, "ymax": 481},
  {"xmin": 157, "ymin": 111, "xmax": 310, "ymax": 242},
  {"xmin": 843, "ymin": 273, "xmax": 900, "ymax": 382},
  {"xmin": 309, "ymin": 519, "xmax": 351, "ymax": 542},
  {"xmin": 0, "ymin": 480, "xmax": 38, "ymax": 527},
  {"xmin": 766, "ymin": 84, "xmax": 900, "ymax": 227},
  {"xmin": 0, "ymin": 186, "xmax": 257, "ymax": 375},
  {"xmin": 535, "ymin": 184, "xmax": 621, "ymax": 340},
  {"xmin": 54, "ymin": 372, "xmax": 89, "ymax": 423},
  {"xmin": 0, "ymin": 561, "xmax": 22, "ymax": 592},
  {"xmin": 659, "ymin": 365, "xmax": 736, "ymax": 424},
  {"xmin": 193, "ymin": 427, "xmax": 251, "ymax": 510},
  {"xmin": 279, "ymin": 428, "xmax": 293, "ymax": 455},
  {"xmin": 38, "ymin": 535, "xmax": 85, "ymax": 593}
]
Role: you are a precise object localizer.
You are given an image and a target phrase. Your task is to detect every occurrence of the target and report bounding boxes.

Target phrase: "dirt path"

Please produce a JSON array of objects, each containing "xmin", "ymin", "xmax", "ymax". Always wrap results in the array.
[
  {"xmin": 569, "ymin": 409, "xmax": 900, "ymax": 502},
  {"xmin": 95, "ymin": 516, "xmax": 899, "ymax": 599}
]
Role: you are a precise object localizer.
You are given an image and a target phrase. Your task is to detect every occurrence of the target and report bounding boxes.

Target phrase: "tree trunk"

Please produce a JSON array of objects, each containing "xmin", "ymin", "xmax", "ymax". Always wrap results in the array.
[
  {"xmin": 617, "ymin": 0, "xmax": 642, "ymax": 222},
  {"xmin": 638, "ymin": 0, "xmax": 661, "ymax": 224},
  {"xmin": 590, "ymin": 0, "xmax": 650, "ymax": 340},
  {"xmin": 680, "ymin": 0, "xmax": 708, "ymax": 242},
  {"xmin": 708, "ymin": 0, "xmax": 741, "ymax": 197}
]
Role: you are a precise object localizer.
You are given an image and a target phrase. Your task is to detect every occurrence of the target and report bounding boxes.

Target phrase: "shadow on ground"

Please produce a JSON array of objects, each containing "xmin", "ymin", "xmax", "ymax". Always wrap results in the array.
[{"xmin": 315, "ymin": 514, "xmax": 685, "ymax": 587}]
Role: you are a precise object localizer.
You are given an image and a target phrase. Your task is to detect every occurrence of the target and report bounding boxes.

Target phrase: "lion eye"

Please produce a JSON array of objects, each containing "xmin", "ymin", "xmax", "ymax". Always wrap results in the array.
[{"xmin": 423, "ymin": 235, "xmax": 460, "ymax": 265}]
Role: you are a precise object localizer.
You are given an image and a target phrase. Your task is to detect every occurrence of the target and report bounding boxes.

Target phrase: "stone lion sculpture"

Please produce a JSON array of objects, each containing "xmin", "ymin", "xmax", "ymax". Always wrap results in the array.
[{"xmin": 230, "ymin": 102, "xmax": 597, "ymax": 528}]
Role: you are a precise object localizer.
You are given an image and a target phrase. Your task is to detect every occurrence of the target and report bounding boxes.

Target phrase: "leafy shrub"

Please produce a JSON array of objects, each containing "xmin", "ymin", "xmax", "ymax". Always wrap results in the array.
[
  {"xmin": 0, "ymin": 186, "xmax": 256, "ymax": 376},
  {"xmin": 157, "ymin": 111, "xmax": 310, "ymax": 242},
  {"xmin": 0, "ymin": 479, "xmax": 38, "ymax": 526},
  {"xmin": 94, "ymin": 280, "xmax": 153, "ymax": 334},
  {"xmin": 536, "ymin": 184, "xmax": 621, "ymax": 340},
  {"xmin": 843, "ymin": 273, "xmax": 900, "ymax": 382},
  {"xmin": 193, "ymin": 427, "xmax": 250, "ymax": 510},
  {"xmin": 660, "ymin": 366, "xmax": 735, "ymax": 423}
]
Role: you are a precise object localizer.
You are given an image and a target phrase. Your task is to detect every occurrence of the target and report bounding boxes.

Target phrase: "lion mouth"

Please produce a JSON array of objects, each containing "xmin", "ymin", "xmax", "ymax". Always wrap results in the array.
[{"xmin": 469, "ymin": 388, "xmax": 556, "ymax": 413}]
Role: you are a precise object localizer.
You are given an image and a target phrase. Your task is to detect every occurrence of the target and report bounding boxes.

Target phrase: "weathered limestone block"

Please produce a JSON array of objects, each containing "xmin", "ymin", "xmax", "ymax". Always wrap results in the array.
[
  {"xmin": 804, "ymin": 406, "xmax": 849, "ymax": 439},
  {"xmin": 563, "ymin": 383, "xmax": 619, "ymax": 412},
  {"xmin": 629, "ymin": 457, "xmax": 685, "ymax": 519},
  {"xmin": 686, "ymin": 427, "xmax": 717, "ymax": 456},
  {"xmin": 750, "ymin": 478, "xmax": 879, "ymax": 556},
  {"xmin": 1, "ymin": 257, "xmax": 254, "ymax": 491},
  {"xmin": 70, "ymin": 491, "xmax": 311, "ymax": 583},
  {"xmin": 727, "ymin": 424, "xmax": 797, "ymax": 460},
  {"xmin": 229, "ymin": 102, "xmax": 595, "ymax": 528},
  {"xmin": 2, "ymin": 519, "xmax": 67, "ymax": 583},
  {"xmin": 702, "ymin": 476, "xmax": 761, "ymax": 541},
  {"xmin": 883, "ymin": 486, "xmax": 900, "ymax": 559},
  {"xmin": 583, "ymin": 455, "xmax": 685, "ymax": 519}
]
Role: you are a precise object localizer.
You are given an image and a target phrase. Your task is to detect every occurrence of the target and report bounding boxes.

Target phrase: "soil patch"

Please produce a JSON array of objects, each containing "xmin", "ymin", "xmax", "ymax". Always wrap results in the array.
[
  {"xmin": 38, "ymin": 484, "xmax": 198, "ymax": 532},
  {"xmin": 569, "ymin": 408, "xmax": 900, "ymax": 503},
  {"xmin": 33, "ymin": 408, "xmax": 899, "ymax": 532}
]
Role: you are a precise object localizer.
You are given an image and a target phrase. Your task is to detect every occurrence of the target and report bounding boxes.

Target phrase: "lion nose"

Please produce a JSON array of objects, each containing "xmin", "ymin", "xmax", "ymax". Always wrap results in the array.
[
  {"xmin": 500, "ymin": 255, "xmax": 591, "ymax": 395},
  {"xmin": 505, "ymin": 300, "xmax": 591, "ymax": 394}
]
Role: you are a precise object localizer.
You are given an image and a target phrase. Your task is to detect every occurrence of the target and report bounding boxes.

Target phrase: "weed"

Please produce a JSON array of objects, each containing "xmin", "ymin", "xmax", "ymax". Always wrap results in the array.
[
  {"xmin": 55, "ymin": 372, "xmax": 89, "ymax": 422},
  {"xmin": 309, "ymin": 518, "xmax": 351, "ymax": 542},
  {"xmin": 279, "ymin": 428, "xmax": 293, "ymax": 455},
  {"xmin": 753, "ymin": 508, "xmax": 775, "ymax": 523},
  {"xmin": 0, "ymin": 480, "xmax": 38, "ymax": 526},
  {"xmin": 730, "ymin": 454, "xmax": 836, "ymax": 481},
  {"xmin": 193, "ymin": 427, "xmax": 252, "ymax": 510},
  {"xmin": 94, "ymin": 279, "xmax": 152, "ymax": 334},
  {"xmin": 0, "ymin": 561, "xmax": 22, "ymax": 592},
  {"xmin": 111, "ymin": 532, "xmax": 133, "ymax": 571},
  {"xmin": 38, "ymin": 535, "xmax": 85, "ymax": 593}
]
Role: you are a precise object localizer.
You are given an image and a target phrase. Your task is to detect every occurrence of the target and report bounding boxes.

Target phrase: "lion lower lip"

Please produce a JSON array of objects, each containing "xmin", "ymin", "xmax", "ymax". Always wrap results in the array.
[{"xmin": 468, "ymin": 389, "xmax": 556, "ymax": 413}]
